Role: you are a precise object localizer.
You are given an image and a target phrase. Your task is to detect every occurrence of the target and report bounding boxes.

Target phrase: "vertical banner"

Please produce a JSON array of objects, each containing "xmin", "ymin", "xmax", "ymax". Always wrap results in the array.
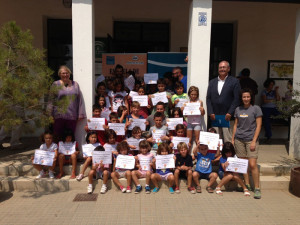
[
  {"xmin": 147, "ymin": 52, "xmax": 188, "ymax": 78},
  {"xmin": 102, "ymin": 53, "xmax": 147, "ymax": 77}
]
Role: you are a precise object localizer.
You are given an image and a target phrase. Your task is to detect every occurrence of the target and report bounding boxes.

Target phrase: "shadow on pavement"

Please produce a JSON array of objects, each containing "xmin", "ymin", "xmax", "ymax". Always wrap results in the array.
[{"xmin": 0, "ymin": 191, "xmax": 13, "ymax": 203}]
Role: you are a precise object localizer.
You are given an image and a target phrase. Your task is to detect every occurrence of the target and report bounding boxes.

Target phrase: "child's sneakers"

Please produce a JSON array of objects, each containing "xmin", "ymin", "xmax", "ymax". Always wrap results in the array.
[
  {"xmin": 126, "ymin": 186, "xmax": 132, "ymax": 193},
  {"xmin": 254, "ymin": 188, "xmax": 261, "ymax": 199},
  {"xmin": 145, "ymin": 186, "xmax": 151, "ymax": 194},
  {"xmin": 49, "ymin": 170, "xmax": 55, "ymax": 179},
  {"xmin": 100, "ymin": 185, "xmax": 107, "ymax": 194},
  {"xmin": 76, "ymin": 174, "xmax": 84, "ymax": 181},
  {"xmin": 36, "ymin": 170, "xmax": 45, "ymax": 179},
  {"xmin": 188, "ymin": 187, "xmax": 196, "ymax": 194},
  {"xmin": 169, "ymin": 187, "xmax": 175, "ymax": 194},
  {"xmin": 152, "ymin": 187, "xmax": 159, "ymax": 193},
  {"xmin": 174, "ymin": 187, "xmax": 180, "ymax": 194},
  {"xmin": 134, "ymin": 185, "xmax": 142, "ymax": 194},
  {"xmin": 120, "ymin": 185, "xmax": 126, "ymax": 193},
  {"xmin": 87, "ymin": 185, "xmax": 93, "ymax": 194}
]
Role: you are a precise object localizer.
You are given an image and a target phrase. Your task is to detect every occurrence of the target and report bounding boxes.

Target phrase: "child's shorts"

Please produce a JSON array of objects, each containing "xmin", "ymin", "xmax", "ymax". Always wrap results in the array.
[
  {"xmin": 159, "ymin": 172, "xmax": 173, "ymax": 181},
  {"xmin": 138, "ymin": 170, "xmax": 152, "ymax": 178},
  {"xmin": 179, "ymin": 170, "xmax": 189, "ymax": 179},
  {"xmin": 187, "ymin": 123, "xmax": 201, "ymax": 131},
  {"xmin": 196, "ymin": 171, "xmax": 211, "ymax": 180},
  {"xmin": 115, "ymin": 169, "xmax": 127, "ymax": 178},
  {"xmin": 218, "ymin": 171, "xmax": 224, "ymax": 180},
  {"xmin": 96, "ymin": 169, "xmax": 111, "ymax": 179}
]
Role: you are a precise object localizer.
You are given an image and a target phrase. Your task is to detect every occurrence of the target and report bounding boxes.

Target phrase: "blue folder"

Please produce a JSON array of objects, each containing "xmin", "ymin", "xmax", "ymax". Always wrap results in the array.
[{"xmin": 211, "ymin": 115, "xmax": 230, "ymax": 128}]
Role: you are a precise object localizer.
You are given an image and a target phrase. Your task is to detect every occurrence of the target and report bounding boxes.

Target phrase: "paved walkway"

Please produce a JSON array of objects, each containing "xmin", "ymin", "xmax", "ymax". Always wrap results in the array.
[{"xmin": 0, "ymin": 189, "xmax": 299, "ymax": 225}]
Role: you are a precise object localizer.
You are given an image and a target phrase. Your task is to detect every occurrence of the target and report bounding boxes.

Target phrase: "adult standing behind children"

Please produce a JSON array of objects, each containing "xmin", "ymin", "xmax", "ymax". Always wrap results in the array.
[
  {"xmin": 232, "ymin": 88, "xmax": 262, "ymax": 199},
  {"xmin": 172, "ymin": 67, "xmax": 187, "ymax": 93},
  {"xmin": 206, "ymin": 61, "xmax": 240, "ymax": 142},
  {"xmin": 47, "ymin": 65, "xmax": 86, "ymax": 141}
]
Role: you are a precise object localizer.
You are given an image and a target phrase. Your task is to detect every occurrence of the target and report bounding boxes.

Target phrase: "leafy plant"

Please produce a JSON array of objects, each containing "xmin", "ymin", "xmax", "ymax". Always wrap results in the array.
[{"xmin": 277, "ymin": 85, "xmax": 300, "ymax": 118}]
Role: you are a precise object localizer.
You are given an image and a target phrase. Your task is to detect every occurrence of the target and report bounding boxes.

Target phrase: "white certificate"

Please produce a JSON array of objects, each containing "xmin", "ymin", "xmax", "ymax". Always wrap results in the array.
[
  {"xmin": 108, "ymin": 123, "xmax": 125, "ymax": 136},
  {"xmin": 82, "ymin": 143, "xmax": 100, "ymax": 157},
  {"xmin": 126, "ymin": 138, "xmax": 143, "ymax": 150},
  {"xmin": 175, "ymin": 98, "xmax": 188, "ymax": 108},
  {"xmin": 58, "ymin": 142, "xmax": 76, "ymax": 155},
  {"xmin": 171, "ymin": 137, "xmax": 190, "ymax": 149},
  {"xmin": 151, "ymin": 92, "xmax": 168, "ymax": 106},
  {"xmin": 87, "ymin": 118, "xmax": 105, "ymax": 131},
  {"xmin": 132, "ymin": 95, "xmax": 148, "ymax": 107},
  {"xmin": 129, "ymin": 91, "xmax": 139, "ymax": 97},
  {"xmin": 128, "ymin": 118, "xmax": 146, "ymax": 131},
  {"xmin": 100, "ymin": 109, "xmax": 111, "ymax": 121},
  {"xmin": 144, "ymin": 73, "xmax": 158, "ymax": 84},
  {"xmin": 166, "ymin": 118, "xmax": 183, "ymax": 130},
  {"xmin": 152, "ymin": 129, "xmax": 166, "ymax": 143},
  {"xmin": 104, "ymin": 144, "xmax": 117, "ymax": 152},
  {"xmin": 33, "ymin": 150, "xmax": 55, "ymax": 166},
  {"xmin": 115, "ymin": 155, "xmax": 135, "ymax": 169},
  {"xmin": 92, "ymin": 151, "xmax": 112, "ymax": 165},
  {"xmin": 124, "ymin": 75, "xmax": 135, "ymax": 91},
  {"xmin": 183, "ymin": 102, "xmax": 201, "ymax": 115},
  {"xmin": 226, "ymin": 157, "xmax": 248, "ymax": 174},
  {"xmin": 199, "ymin": 131, "xmax": 220, "ymax": 150},
  {"xmin": 219, "ymin": 139, "xmax": 223, "ymax": 151},
  {"xmin": 156, "ymin": 154, "xmax": 175, "ymax": 169},
  {"xmin": 139, "ymin": 157, "xmax": 151, "ymax": 171}
]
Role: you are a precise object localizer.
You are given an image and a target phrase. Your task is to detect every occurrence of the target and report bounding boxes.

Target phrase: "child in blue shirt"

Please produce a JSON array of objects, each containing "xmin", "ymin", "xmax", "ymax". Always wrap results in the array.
[{"xmin": 192, "ymin": 142, "xmax": 219, "ymax": 193}]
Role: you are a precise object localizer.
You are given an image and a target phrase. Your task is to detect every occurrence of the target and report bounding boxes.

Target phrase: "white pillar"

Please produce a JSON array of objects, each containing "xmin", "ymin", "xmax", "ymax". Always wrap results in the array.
[
  {"xmin": 289, "ymin": 9, "xmax": 300, "ymax": 159},
  {"xmin": 72, "ymin": 0, "xmax": 95, "ymax": 148},
  {"xmin": 187, "ymin": 0, "xmax": 212, "ymax": 130}
]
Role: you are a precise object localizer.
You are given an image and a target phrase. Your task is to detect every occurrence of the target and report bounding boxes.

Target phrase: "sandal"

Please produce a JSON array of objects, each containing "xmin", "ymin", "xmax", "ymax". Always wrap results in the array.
[
  {"xmin": 215, "ymin": 187, "xmax": 223, "ymax": 195},
  {"xmin": 56, "ymin": 173, "xmax": 64, "ymax": 179},
  {"xmin": 196, "ymin": 186, "xmax": 202, "ymax": 193},
  {"xmin": 244, "ymin": 189, "xmax": 251, "ymax": 197},
  {"xmin": 206, "ymin": 186, "xmax": 214, "ymax": 193}
]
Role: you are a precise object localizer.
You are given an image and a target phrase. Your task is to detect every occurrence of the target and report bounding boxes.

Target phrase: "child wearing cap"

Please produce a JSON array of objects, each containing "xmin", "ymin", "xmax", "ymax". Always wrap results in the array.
[{"xmin": 192, "ymin": 142, "xmax": 220, "ymax": 193}]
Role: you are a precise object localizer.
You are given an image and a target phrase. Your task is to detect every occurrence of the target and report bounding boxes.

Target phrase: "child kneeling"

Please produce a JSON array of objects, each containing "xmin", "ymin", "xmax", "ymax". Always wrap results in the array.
[{"xmin": 87, "ymin": 145, "xmax": 111, "ymax": 194}]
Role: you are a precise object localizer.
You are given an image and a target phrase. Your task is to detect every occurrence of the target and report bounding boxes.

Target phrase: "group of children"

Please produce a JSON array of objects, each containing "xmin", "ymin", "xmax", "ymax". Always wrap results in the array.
[{"xmin": 32, "ymin": 76, "xmax": 252, "ymax": 196}]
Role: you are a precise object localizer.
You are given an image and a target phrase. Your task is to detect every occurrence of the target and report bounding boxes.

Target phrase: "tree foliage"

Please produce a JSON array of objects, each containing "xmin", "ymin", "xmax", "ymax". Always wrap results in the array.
[
  {"xmin": 0, "ymin": 21, "xmax": 65, "ymax": 132},
  {"xmin": 277, "ymin": 85, "xmax": 300, "ymax": 118}
]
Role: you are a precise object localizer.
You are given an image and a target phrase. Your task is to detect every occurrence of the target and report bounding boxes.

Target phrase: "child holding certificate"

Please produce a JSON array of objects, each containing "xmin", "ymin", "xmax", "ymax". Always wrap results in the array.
[
  {"xmin": 192, "ymin": 142, "xmax": 219, "ymax": 193},
  {"xmin": 126, "ymin": 101, "xmax": 146, "ymax": 138},
  {"xmin": 87, "ymin": 145, "xmax": 112, "ymax": 194},
  {"xmin": 128, "ymin": 86, "xmax": 151, "ymax": 118},
  {"xmin": 147, "ymin": 112, "xmax": 169, "ymax": 156},
  {"xmin": 126, "ymin": 126, "xmax": 145, "ymax": 156},
  {"xmin": 183, "ymin": 86, "xmax": 205, "ymax": 147},
  {"xmin": 107, "ymin": 112, "xmax": 125, "ymax": 143},
  {"xmin": 174, "ymin": 142, "xmax": 194, "ymax": 194},
  {"xmin": 103, "ymin": 129, "xmax": 118, "ymax": 154},
  {"xmin": 151, "ymin": 143, "xmax": 175, "ymax": 193},
  {"xmin": 76, "ymin": 132, "xmax": 100, "ymax": 181},
  {"xmin": 131, "ymin": 140, "xmax": 154, "ymax": 194},
  {"xmin": 97, "ymin": 94, "xmax": 111, "ymax": 122},
  {"xmin": 169, "ymin": 124, "xmax": 190, "ymax": 154},
  {"xmin": 169, "ymin": 108, "xmax": 187, "ymax": 137},
  {"xmin": 84, "ymin": 104, "xmax": 108, "ymax": 145},
  {"xmin": 111, "ymin": 141, "xmax": 133, "ymax": 193},
  {"xmin": 215, "ymin": 142, "xmax": 250, "ymax": 196},
  {"xmin": 32, "ymin": 131, "xmax": 58, "ymax": 179},
  {"xmin": 171, "ymin": 81, "xmax": 188, "ymax": 108},
  {"xmin": 108, "ymin": 78, "xmax": 128, "ymax": 112},
  {"xmin": 57, "ymin": 129, "xmax": 79, "ymax": 179}
]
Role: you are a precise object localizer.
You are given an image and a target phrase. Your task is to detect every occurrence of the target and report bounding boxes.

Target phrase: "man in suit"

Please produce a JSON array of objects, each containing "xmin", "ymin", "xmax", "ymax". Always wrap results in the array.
[{"xmin": 206, "ymin": 61, "xmax": 241, "ymax": 142}]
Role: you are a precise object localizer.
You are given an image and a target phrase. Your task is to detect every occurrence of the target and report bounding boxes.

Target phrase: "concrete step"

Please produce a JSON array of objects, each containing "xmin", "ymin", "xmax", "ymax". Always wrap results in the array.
[{"xmin": 0, "ymin": 175, "xmax": 290, "ymax": 193}]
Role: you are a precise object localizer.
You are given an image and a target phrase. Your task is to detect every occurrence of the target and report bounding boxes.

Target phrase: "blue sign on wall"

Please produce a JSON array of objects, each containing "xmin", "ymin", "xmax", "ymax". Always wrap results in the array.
[{"xmin": 147, "ymin": 52, "xmax": 188, "ymax": 78}]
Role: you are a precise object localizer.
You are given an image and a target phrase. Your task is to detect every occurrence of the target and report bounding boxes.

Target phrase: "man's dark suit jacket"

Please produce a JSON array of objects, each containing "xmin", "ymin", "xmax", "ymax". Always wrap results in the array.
[{"xmin": 206, "ymin": 75, "xmax": 241, "ymax": 117}]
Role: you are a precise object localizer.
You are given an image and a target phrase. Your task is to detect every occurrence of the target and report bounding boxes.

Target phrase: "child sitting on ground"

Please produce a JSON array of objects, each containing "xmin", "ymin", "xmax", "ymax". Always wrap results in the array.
[
  {"xmin": 215, "ymin": 142, "xmax": 250, "ymax": 196},
  {"xmin": 174, "ymin": 142, "xmax": 194, "ymax": 194},
  {"xmin": 87, "ymin": 145, "xmax": 112, "ymax": 194},
  {"xmin": 192, "ymin": 142, "xmax": 220, "ymax": 193},
  {"xmin": 131, "ymin": 140, "xmax": 154, "ymax": 194}
]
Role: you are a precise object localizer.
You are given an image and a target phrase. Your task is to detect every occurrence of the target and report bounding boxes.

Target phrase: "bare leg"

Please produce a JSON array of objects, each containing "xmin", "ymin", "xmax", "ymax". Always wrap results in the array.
[
  {"xmin": 102, "ymin": 170, "xmax": 109, "ymax": 185},
  {"xmin": 216, "ymin": 172, "xmax": 233, "ymax": 188},
  {"xmin": 192, "ymin": 171, "xmax": 200, "ymax": 186},
  {"xmin": 80, "ymin": 157, "xmax": 92, "ymax": 175},
  {"xmin": 194, "ymin": 130, "xmax": 200, "ymax": 145},
  {"xmin": 132, "ymin": 170, "xmax": 141, "ymax": 186},
  {"xmin": 232, "ymin": 173, "xmax": 247, "ymax": 190},
  {"xmin": 167, "ymin": 174, "xmax": 175, "ymax": 188},
  {"xmin": 33, "ymin": 164, "xmax": 43, "ymax": 172},
  {"xmin": 208, "ymin": 172, "xmax": 218, "ymax": 187},
  {"xmin": 187, "ymin": 170, "xmax": 193, "ymax": 188},
  {"xmin": 174, "ymin": 169, "xmax": 180, "ymax": 188},
  {"xmin": 125, "ymin": 170, "xmax": 132, "ymax": 187},
  {"xmin": 145, "ymin": 171, "xmax": 151, "ymax": 186},
  {"xmin": 88, "ymin": 169, "xmax": 96, "ymax": 185},
  {"xmin": 187, "ymin": 130, "xmax": 193, "ymax": 148},
  {"xmin": 151, "ymin": 173, "xmax": 162, "ymax": 188},
  {"xmin": 249, "ymin": 158, "xmax": 260, "ymax": 189},
  {"xmin": 58, "ymin": 154, "xmax": 64, "ymax": 176},
  {"xmin": 111, "ymin": 172, "xmax": 122, "ymax": 187},
  {"xmin": 70, "ymin": 153, "xmax": 77, "ymax": 178}
]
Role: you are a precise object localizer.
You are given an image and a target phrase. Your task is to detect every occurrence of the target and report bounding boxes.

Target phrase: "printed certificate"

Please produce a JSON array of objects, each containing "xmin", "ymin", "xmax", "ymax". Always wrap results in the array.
[
  {"xmin": 82, "ymin": 143, "xmax": 100, "ymax": 157},
  {"xmin": 132, "ymin": 95, "xmax": 148, "ymax": 107},
  {"xmin": 129, "ymin": 91, "xmax": 139, "ymax": 97},
  {"xmin": 171, "ymin": 137, "xmax": 190, "ymax": 149},
  {"xmin": 226, "ymin": 157, "xmax": 248, "ymax": 174},
  {"xmin": 126, "ymin": 138, "xmax": 143, "ymax": 151},
  {"xmin": 128, "ymin": 118, "xmax": 146, "ymax": 131},
  {"xmin": 199, "ymin": 131, "xmax": 220, "ymax": 150},
  {"xmin": 58, "ymin": 142, "xmax": 76, "ymax": 155},
  {"xmin": 92, "ymin": 151, "xmax": 112, "ymax": 165},
  {"xmin": 175, "ymin": 98, "xmax": 188, "ymax": 108},
  {"xmin": 139, "ymin": 157, "xmax": 151, "ymax": 171},
  {"xmin": 108, "ymin": 123, "xmax": 125, "ymax": 136},
  {"xmin": 144, "ymin": 73, "xmax": 158, "ymax": 84},
  {"xmin": 183, "ymin": 102, "xmax": 201, "ymax": 115},
  {"xmin": 152, "ymin": 129, "xmax": 166, "ymax": 143},
  {"xmin": 33, "ymin": 150, "xmax": 55, "ymax": 166},
  {"xmin": 151, "ymin": 92, "xmax": 168, "ymax": 105},
  {"xmin": 115, "ymin": 155, "xmax": 135, "ymax": 169},
  {"xmin": 156, "ymin": 154, "xmax": 175, "ymax": 169},
  {"xmin": 87, "ymin": 118, "xmax": 105, "ymax": 131},
  {"xmin": 166, "ymin": 118, "xmax": 183, "ymax": 130}
]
